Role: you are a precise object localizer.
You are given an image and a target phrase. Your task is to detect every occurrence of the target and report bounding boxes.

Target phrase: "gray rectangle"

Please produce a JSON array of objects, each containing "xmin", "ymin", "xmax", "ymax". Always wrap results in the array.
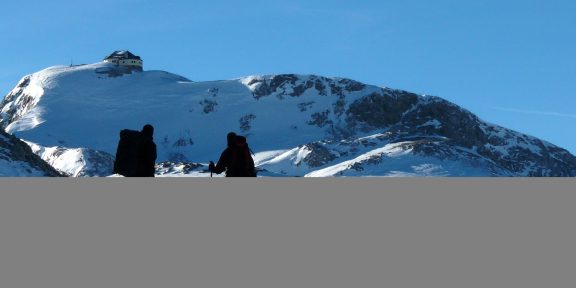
[{"xmin": 1, "ymin": 178, "xmax": 575, "ymax": 288}]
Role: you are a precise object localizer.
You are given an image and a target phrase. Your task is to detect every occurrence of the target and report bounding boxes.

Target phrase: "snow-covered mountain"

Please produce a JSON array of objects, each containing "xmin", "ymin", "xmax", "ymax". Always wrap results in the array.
[
  {"xmin": 0, "ymin": 129, "xmax": 62, "ymax": 176},
  {"xmin": 1, "ymin": 61, "xmax": 575, "ymax": 177}
]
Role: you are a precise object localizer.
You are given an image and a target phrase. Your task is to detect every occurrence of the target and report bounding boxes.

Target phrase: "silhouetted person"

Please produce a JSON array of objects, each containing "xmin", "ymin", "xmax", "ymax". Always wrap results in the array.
[
  {"xmin": 113, "ymin": 125, "xmax": 157, "ymax": 177},
  {"xmin": 136, "ymin": 124, "xmax": 157, "ymax": 177},
  {"xmin": 209, "ymin": 132, "xmax": 256, "ymax": 177}
]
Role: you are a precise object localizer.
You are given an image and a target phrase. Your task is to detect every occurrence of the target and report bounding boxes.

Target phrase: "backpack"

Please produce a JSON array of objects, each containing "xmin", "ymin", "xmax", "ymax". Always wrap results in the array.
[
  {"xmin": 113, "ymin": 129, "xmax": 143, "ymax": 177},
  {"xmin": 230, "ymin": 135, "xmax": 257, "ymax": 177}
]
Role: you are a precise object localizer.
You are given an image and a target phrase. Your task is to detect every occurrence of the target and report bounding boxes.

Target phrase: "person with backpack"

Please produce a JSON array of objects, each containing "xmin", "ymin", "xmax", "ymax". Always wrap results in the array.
[
  {"xmin": 113, "ymin": 124, "xmax": 157, "ymax": 177},
  {"xmin": 137, "ymin": 124, "xmax": 157, "ymax": 177},
  {"xmin": 208, "ymin": 132, "xmax": 257, "ymax": 177}
]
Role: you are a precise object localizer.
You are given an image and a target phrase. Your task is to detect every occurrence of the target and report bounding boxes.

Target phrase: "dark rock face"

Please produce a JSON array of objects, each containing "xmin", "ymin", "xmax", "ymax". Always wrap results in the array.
[
  {"xmin": 0, "ymin": 76, "xmax": 35, "ymax": 128},
  {"xmin": 200, "ymin": 99, "xmax": 218, "ymax": 114},
  {"xmin": 337, "ymin": 78, "xmax": 366, "ymax": 93},
  {"xmin": 173, "ymin": 138, "xmax": 194, "ymax": 147},
  {"xmin": 396, "ymin": 97, "xmax": 486, "ymax": 147},
  {"xmin": 0, "ymin": 129, "xmax": 63, "ymax": 176},
  {"xmin": 239, "ymin": 114, "xmax": 256, "ymax": 133},
  {"xmin": 302, "ymin": 143, "xmax": 337, "ymax": 167},
  {"xmin": 81, "ymin": 149, "xmax": 115, "ymax": 177},
  {"xmin": 250, "ymin": 74, "xmax": 368, "ymax": 100},
  {"xmin": 345, "ymin": 90, "xmax": 419, "ymax": 131},
  {"xmin": 297, "ymin": 101, "xmax": 315, "ymax": 112},
  {"xmin": 155, "ymin": 162, "xmax": 205, "ymax": 175},
  {"xmin": 307, "ymin": 110, "xmax": 332, "ymax": 128},
  {"xmin": 388, "ymin": 97, "xmax": 576, "ymax": 176}
]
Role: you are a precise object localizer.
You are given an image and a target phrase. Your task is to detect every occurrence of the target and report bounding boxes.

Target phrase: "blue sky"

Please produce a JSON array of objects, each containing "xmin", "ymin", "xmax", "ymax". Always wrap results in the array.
[{"xmin": 1, "ymin": 0, "xmax": 575, "ymax": 154}]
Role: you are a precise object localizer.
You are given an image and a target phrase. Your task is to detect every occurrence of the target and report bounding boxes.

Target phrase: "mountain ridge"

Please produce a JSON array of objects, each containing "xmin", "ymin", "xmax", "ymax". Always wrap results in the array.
[{"xmin": 1, "ymin": 62, "xmax": 575, "ymax": 177}]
